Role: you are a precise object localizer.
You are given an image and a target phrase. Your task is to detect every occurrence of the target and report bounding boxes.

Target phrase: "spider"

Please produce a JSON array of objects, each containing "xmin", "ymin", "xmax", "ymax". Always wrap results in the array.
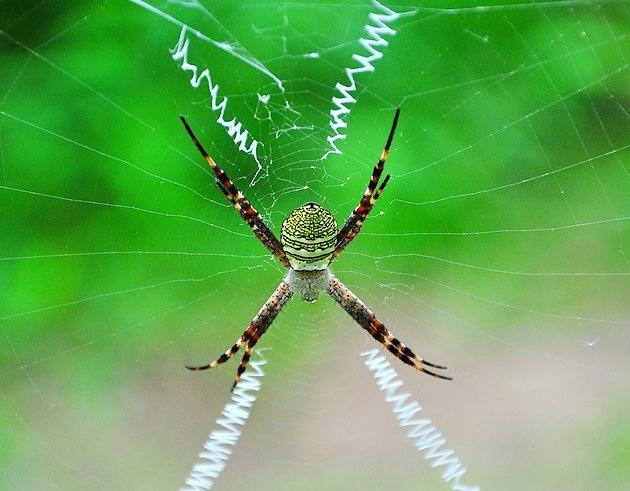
[{"xmin": 180, "ymin": 108, "xmax": 451, "ymax": 390}]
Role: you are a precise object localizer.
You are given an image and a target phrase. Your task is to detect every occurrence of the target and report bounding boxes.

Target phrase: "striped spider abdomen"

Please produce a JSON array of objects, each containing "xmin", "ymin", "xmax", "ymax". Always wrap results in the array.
[{"xmin": 281, "ymin": 202, "xmax": 338, "ymax": 271}]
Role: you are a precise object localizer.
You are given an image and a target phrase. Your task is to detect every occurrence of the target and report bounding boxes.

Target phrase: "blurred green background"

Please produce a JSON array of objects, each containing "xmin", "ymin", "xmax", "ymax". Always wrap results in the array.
[{"xmin": 1, "ymin": 1, "xmax": 628, "ymax": 489}]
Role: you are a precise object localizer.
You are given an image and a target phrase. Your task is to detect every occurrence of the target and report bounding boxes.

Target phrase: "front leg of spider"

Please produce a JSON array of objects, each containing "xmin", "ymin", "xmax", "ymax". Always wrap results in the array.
[
  {"xmin": 327, "ymin": 108, "xmax": 450, "ymax": 380},
  {"xmin": 185, "ymin": 281, "xmax": 293, "ymax": 390},
  {"xmin": 326, "ymin": 277, "xmax": 451, "ymax": 380}
]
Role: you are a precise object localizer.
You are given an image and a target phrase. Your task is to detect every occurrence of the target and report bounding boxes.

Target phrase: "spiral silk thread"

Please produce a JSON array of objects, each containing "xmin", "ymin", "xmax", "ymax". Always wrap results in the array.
[
  {"xmin": 129, "ymin": 0, "xmax": 284, "ymax": 91},
  {"xmin": 181, "ymin": 349, "xmax": 478, "ymax": 490},
  {"xmin": 362, "ymin": 349, "xmax": 480, "ymax": 491},
  {"xmin": 181, "ymin": 352, "xmax": 267, "ymax": 491},
  {"xmin": 171, "ymin": 26, "xmax": 262, "ymax": 170},
  {"xmin": 324, "ymin": 1, "xmax": 410, "ymax": 159}
]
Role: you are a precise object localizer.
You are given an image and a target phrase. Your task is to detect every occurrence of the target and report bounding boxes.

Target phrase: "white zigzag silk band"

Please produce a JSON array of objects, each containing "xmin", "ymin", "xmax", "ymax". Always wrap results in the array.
[
  {"xmin": 171, "ymin": 26, "xmax": 262, "ymax": 170},
  {"xmin": 180, "ymin": 352, "xmax": 267, "ymax": 491},
  {"xmin": 324, "ymin": 1, "xmax": 411, "ymax": 159},
  {"xmin": 362, "ymin": 349, "xmax": 480, "ymax": 491},
  {"xmin": 181, "ymin": 349, "xmax": 478, "ymax": 490},
  {"xmin": 129, "ymin": 0, "xmax": 284, "ymax": 91}
]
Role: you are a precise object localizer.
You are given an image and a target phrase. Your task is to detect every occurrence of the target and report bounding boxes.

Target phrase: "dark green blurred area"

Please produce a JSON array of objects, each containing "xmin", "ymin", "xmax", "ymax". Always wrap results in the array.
[{"xmin": 1, "ymin": 1, "xmax": 628, "ymax": 490}]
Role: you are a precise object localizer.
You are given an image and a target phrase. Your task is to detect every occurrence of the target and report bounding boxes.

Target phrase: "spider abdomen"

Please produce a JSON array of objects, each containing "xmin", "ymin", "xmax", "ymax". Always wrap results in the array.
[{"xmin": 281, "ymin": 202, "xmax": 338, "ymax": 271}]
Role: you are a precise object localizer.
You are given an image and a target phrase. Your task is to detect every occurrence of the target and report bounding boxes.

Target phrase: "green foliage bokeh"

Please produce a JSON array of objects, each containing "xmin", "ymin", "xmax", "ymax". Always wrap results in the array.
[{"xmin": 1, "ymin": 1, "xmax": 628, "ymax": 489}]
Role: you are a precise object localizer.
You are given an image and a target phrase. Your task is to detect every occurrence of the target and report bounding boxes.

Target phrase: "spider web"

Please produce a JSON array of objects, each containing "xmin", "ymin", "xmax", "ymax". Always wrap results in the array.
[{"xmin": 1, "ymin": 1, "xmax": 628, "ymax": 489}]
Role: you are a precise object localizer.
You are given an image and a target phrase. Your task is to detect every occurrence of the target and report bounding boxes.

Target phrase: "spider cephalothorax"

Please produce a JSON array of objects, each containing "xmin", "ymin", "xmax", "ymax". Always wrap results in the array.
[
  {"xmin": 281, "ymin": 202, "xmax": 338, "ymax": 271},
  {"xmin": 180, "ymin": 108, "xmax": 451, "ymax": 391}
]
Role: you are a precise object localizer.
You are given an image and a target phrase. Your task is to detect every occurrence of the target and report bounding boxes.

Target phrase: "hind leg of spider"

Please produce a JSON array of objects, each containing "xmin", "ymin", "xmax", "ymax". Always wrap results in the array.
[
  {"xmin": 180, "ymin": 117, "xmax": 291, "ymax": 268},
  {"xmin": 331, "ymin": 108, "xmax": 399, "ymax": 261}
]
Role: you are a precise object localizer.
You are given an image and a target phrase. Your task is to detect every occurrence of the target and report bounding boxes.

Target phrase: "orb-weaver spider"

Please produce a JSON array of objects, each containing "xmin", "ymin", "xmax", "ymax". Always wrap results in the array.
[{"xmin": 180, "ymin": 109, "xmax": 451, "ymax": 390}]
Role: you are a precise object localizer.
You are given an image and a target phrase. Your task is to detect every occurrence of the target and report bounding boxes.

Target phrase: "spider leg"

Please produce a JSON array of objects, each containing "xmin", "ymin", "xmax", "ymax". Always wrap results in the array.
[
  {"xmin": 230, "ymin": 305, "xmax": 279, "ymax": 391},
  {"xmin": 331, "ymin": 108, "xmax": 399, "ymax": 262},
  {"xmin": 187, "ymin": 281, "xmax": 293, "ymax": 379},
  {"xmin": 327, "ymin": 276, "xmax": 451, "ymax": 381},
  {"xmin": 371, "ymin": 318, "xmax": 447, "ymax": 370},
  {"xmin": 231, "ymin": 344, "xmax": 253, "ymax": 392},
  {"xmin": 185, "ymin": 325, "xmax": 256, "ymax": 371},
  {"xmin": 180, "ymin": 117, "xmax": 291, "ymax": 269}
]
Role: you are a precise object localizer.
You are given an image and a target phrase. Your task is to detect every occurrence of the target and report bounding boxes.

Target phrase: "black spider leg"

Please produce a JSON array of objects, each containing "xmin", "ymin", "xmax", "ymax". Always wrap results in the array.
[
  {"xmin": 327, "ymin": 276, "xmax": 451, "ymax": 380},
  {"xmin": 331, "ymin": 108, "xmax": 400, "ymax": 262},
  {"xmin": 186, "ymin": 282, "xmax": 293, "ymax": 391},
  {"xmin": 180, "ymin": 117, "xmax": 291, "ymax": 268}
]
